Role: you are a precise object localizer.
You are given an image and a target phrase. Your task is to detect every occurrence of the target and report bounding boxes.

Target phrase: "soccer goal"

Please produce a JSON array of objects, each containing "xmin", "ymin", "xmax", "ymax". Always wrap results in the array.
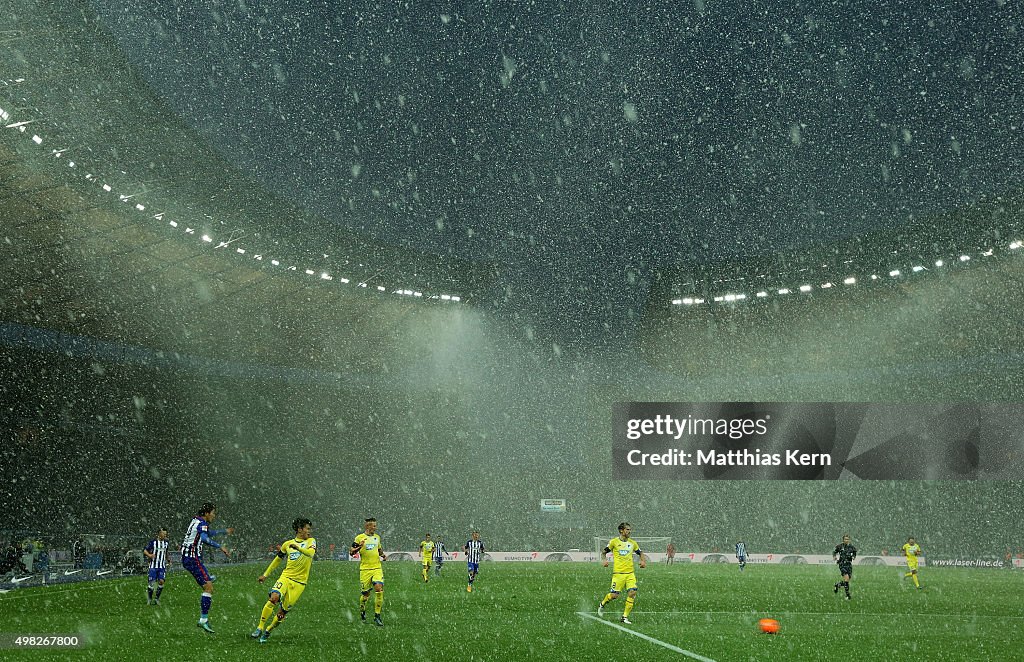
[{"xmin": 593, "ymin": 536, "xmax": 672, "ymax": 561}]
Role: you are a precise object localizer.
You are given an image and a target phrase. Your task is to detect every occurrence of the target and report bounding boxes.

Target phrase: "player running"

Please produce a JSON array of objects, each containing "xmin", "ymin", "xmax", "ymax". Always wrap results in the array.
[
  {"xmin": 597, "ymin": 522, "xmax": 646, "ymax": 625},
  {"xmin": 464, "ymin": 531, "xmax": 484, "ymax": 592},
  {"xmin": 251, "ymin": 517, "xmax": 316, "ymax": 643},
  {"xmin": 351, "ymin": 517, "xmax": 386, "ymax": 626},
  {"xmin": 901, "ymin": 537, "xmax": 923, "ymax": 589},
  {"xmin": 180, "ymin": 503, "xmax": 233, "ymax": 633},
  {"xmin": 143, "ymin": 527, "xmax": 171, "ymax": 605},
  {"xmin": 833, "ymin": 534, "xmax": 857, "ymax": 600},
  {"xmin": 419, "ymin": 533, "xmax": 435, "ymax": 583}
]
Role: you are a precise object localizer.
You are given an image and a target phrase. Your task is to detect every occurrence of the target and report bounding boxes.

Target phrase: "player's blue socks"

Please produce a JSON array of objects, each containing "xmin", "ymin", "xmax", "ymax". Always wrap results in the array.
[{"xmin": 200, "ymin": 592, "xmax": 212, "ymax": 621}]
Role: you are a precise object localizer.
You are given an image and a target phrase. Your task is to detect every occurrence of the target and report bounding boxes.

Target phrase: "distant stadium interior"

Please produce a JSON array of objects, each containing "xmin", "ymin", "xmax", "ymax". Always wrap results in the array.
[{"xmin": 2, "ymin": 1, "xmax": 1023, "ymax": 658}]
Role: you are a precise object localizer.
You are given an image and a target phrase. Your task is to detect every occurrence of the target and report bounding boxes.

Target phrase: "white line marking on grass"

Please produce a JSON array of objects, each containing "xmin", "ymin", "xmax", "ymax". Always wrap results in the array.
[
  {"xmin": 0, "ymin": 581, "xmax": 129, "ymax": 600},
  {"xmin": 638, "ymin": 610, "xmax": 1024, "ymax": 620},
  {"xmin": 577, "ymin": 612, "xmax": 717, "ymax": 661}
]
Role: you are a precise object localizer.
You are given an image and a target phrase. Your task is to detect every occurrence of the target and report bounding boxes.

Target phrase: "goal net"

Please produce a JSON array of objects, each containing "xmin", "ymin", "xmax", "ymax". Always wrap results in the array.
[{"xmin": 594, "ymin": 536, "xmax": 672, "ymax": 561}]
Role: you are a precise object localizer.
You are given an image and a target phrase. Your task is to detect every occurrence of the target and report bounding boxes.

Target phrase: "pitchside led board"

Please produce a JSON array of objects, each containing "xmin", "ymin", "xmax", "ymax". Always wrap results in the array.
[{"xmin": 613, "ymin": 403, "xmax": 1024, "ymax": 480}]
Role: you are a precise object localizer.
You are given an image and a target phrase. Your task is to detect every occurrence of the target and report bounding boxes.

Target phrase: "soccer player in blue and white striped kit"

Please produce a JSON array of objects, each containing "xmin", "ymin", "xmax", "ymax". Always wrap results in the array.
[
  {"xmin": 735, "ymin": 540, "xmax": 748, "ymax": 571},
  {"xmin": 180, "ymin": 503, "xmax": 233, "ymax": 633},
  {"xmin": 464, "ymin": 531, "xmax": 484, "ymax": 592},
  {"xmin": 143, "ymin": 527, "xmax": 171, "ymax": 605}
]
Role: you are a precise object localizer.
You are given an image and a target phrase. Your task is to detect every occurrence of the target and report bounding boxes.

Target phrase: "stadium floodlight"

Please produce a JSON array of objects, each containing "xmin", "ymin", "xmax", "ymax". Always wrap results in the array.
[
  {"xmin": 201, "ymin": 234, "xmax": 212, "ymax": 242},
  {"xmin": 377, "ymin": 286, "xmax": 386, "ymax": 292},
  {"xmin": 68, "ymin": 161, "xmax": 75, "ymax": 167},
  {"xmin": 982, "ymin": 249, "xmax": 993, "ymax": 257},
  {"xmin": 102, "ymin": 184, "xmax": 111, "ymax": 192},
  {"xmin": 452, "ymin": 296, "xmax": 461, "ymax": 302},
  {"xmin": 305, "ymin": 269, "xmax": 315, "ymax": 275},
  {"xmin": 820, "ymin": 282, "xmax": 833, "ymax": 289},
  {"xmin": 235, "ymin": 247, "xmax": 245, "ymax": 254},
  {"xmin": 320, "ymin": 272, "xmax": 331, "ymax": 280},
  {"xmin": 736, "ymin": 294, "xmax": 747, "ymax": 300},
  {"xmin": 959, "ymin": 254, "xmax": 970, "ymax": 262},
  {"xmin": 912, "ymin": 265, "xmax": 924, "ymax": 272},
  {"xmin": 414, "ymin": 292, "xmax": 422, "ymax": 297},
  {"xmin": 778, "ymin": 288, "xmax": 791, "ymax": 295},
  {"xmin": 889, "ymin": 270, "xmax": 900, "ymax": 277},
  {"xmin": 843, "ymin": 277, "xmax": 856, "ymax": 285},
  {"xmin": 935, "ymin": 259, "xmax": 944, "ymax": 267},
  {"xmin": 31, "ymin": 134, "xmax": 41, "ymax": 144},
  {"xmin": 135, "ymin": 204, "xmax": 145, "ymax": 211},
  {"xmin": 442, "ymin": 294, "xmax": 452, "ymax": 301},
  {"xmin": 169, "ymin": 220, "xmax": 178, "ymax": 227},
  {"xmin": 714, "ymin": 296, "xmax": 724, "ymax": 302},
  {"xmin": 799, "ymin": 284, "xmax": 812, "ymax": 292},
  {"xmin": 870, "ymin": 274, "xmax": 878, "ymax": 280},
  {"xmin": 1010, "ymin": 241, "xmax": 1022, "ymax": 250},
  {"xmin": 340, "ymin": 277, "xmax": 350, "ymax": 284},
  {"xmin": 271, "ymin": 259, "xmax": 280, "ymax": 266},
  {"xmin": 671, "ymin": 299, "xmax": 682, "ymax": 305},
  {"xmin": 185, "ymin": 227, "xmax": 195, "ymax": 234},
  {"xmin": 756, "ymin": 291, "xmax": 767, "ymax": 297}
]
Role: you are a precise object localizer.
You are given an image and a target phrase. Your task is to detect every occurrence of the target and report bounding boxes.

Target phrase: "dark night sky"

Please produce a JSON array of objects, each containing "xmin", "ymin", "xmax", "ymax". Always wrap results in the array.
[{"xmin": 87, "ymin": 0, "xmax": 1024, "ymax": 339}]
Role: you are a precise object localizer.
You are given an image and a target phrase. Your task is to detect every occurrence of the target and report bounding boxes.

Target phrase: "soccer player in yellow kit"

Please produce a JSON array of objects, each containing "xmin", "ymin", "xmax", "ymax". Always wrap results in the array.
[
  {"xmin": 252, "ymin": 517, "xmax": 316, "ymax": 643},
  {"xmin": 351, "ymin": 517, "xmax": 386, "ymax": 626},
  {"xmin": 902, "ymin": 537, "xmax": 923, "ymax": 589},
  {"xmin": 597, "ymin": 522, "xmax": 646, "ymax": 624},
  {"xmin": 419, "ymin": 533, "xmax": 435, "ymax": 583}
]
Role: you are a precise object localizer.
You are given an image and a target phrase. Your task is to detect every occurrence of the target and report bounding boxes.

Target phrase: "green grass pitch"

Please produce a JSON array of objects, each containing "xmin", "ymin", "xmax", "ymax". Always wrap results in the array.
[{"xmin": 4, "ymin": 562, "xmax": 1023, "ymax": 660}]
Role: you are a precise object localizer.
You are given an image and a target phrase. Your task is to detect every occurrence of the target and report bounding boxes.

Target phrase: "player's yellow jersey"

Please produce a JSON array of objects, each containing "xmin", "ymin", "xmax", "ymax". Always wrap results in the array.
[
  {"xmin": 354, "ymin": 533, "xmax": 383, "ymax": 570},
  {"xmin": 277, "ymin": 537, "xmax": 316, "ymax": 584},
  {"xmin": 607, "ymin": 537, "xmax": 641, "ymax": 574},
  {"xmin": 420, "ymin": 540, "xmax": 435, "ymax": 562},
  {"xmin": 902, "ymin": 543, "xmax": 921, "ymax": 559}
]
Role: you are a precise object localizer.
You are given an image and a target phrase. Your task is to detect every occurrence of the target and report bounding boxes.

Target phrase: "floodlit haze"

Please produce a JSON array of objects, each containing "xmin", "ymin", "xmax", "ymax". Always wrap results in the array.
[
  {"xmin": 86, "ymin": 0, "xmax": 1024, "ymax": 340},
  {"xmin": 0, "ymin": 0, "xmax": 1023, "ymax": 603}
]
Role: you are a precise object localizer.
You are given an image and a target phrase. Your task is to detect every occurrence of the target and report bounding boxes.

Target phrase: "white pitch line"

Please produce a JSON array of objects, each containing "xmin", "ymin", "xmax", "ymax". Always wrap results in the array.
[
  {"xmin": 0, "ymin": 581, "xmax": 131, "ymax": 600},
  {"xmin": 577, "ymin": 612, "xmax": 717, "ymax": 662},
  {"xmin": 638, "ymin": 610, "xmax": 1024, "ymax": 620}
]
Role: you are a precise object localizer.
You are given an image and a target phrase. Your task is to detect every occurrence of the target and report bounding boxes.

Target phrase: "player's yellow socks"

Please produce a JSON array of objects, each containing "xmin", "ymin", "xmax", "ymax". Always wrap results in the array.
[
  {"xmin": 904, "ymin": 572, "xmax": 913, "ymax": 578},
  {"xmin": 623, "ymin": 595, "xmax": 635, "ymax": 617},
  {"xmin": 422, "ymin": 566, "xmax": 429, "ymax": 582},
  {"xmin": 359, "ymin": 593, "xmax": 369, "ymax": 611},
  {"xmin": 912, "ymin": 574, "xmax": 920, "ymax": 588},
  {"xmin": 374, "ymin": 591, "xmax": 384, "ymax": 615},
  {"xmin": 265, "ymin": 613, "xmax": 282, "ymax": 632},
  {"xmin": 258, "ymin": 601, "xmax": 275, "ymax": 629},
  {"xmin": 601, "ymin": 593, "xmax": 614, "ymax": 606}
]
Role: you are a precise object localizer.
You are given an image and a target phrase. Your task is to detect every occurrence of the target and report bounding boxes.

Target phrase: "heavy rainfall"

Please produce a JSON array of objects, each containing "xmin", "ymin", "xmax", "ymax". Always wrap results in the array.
[{"xmin": 1, "ymin": 0, "xmax": 1023, "ymax": 659}]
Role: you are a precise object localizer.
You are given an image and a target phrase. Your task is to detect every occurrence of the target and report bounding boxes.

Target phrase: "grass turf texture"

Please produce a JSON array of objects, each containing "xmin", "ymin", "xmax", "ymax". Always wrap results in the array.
[{"xmin": 3, "ymin": 562, "xmax": 1023, "ymax": 660}]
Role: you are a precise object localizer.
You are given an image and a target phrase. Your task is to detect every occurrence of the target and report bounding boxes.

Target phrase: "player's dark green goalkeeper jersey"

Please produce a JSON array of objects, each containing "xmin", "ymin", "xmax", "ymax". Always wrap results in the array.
[{"xmin": 833, "ymin": 543, "xmax": 857, "ymax": 565}]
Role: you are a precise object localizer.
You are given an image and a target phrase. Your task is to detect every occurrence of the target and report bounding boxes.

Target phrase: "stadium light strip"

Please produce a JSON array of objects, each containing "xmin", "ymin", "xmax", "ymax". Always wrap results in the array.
[
  {"xmin": 2, "ymin": 85, "xmax": 464, "ymax": 305},
  {"xmin": 670, "ymin": 244, "xmax": 1019, "ymax": 308}
]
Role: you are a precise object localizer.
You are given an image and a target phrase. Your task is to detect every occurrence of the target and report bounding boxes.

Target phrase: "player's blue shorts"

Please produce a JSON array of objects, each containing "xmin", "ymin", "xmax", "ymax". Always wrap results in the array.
[
  {"xmin": 181, "ymin": 557, "xmax": 212, "ymax": 586},
  {"xmin": 147, "ymin": 567, "xmax": 167, "ymax": 582},
  {"xmin": 737, "ymin": 556, "xmax": 746, "ymax": 563},
  {"xmin": 467, "ymin": 562, "xmax": 479, "ymax": 573}
]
